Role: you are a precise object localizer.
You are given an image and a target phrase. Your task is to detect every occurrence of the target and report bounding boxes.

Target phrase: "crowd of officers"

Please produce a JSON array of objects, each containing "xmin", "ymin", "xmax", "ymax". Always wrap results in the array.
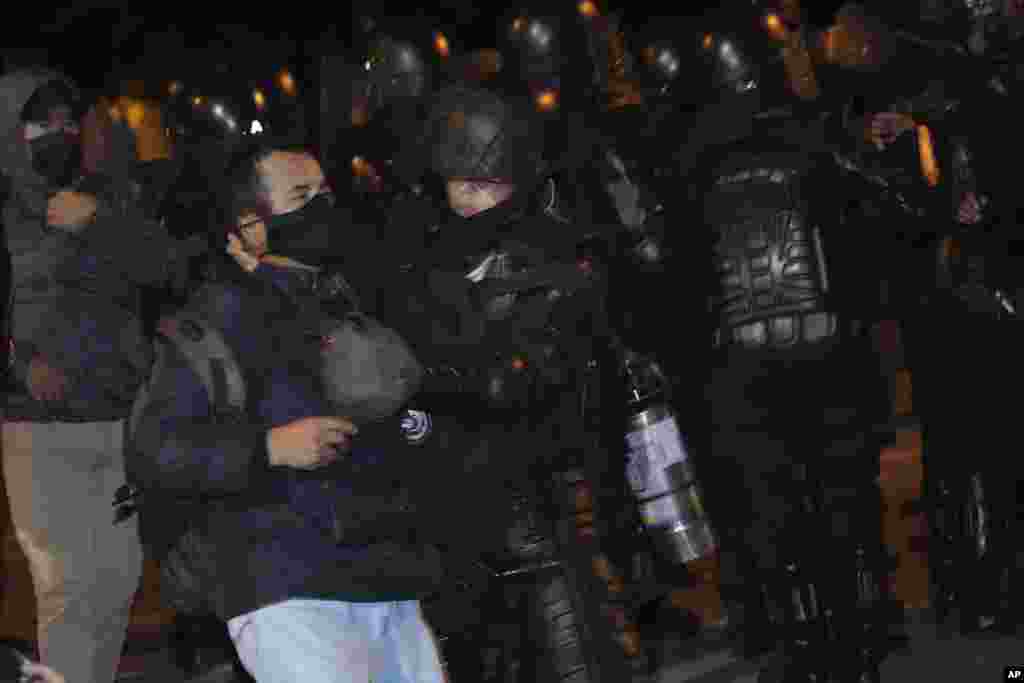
[{"xmin": 1, "ymin": 2, "xmax": 1024, "ymax": 683}]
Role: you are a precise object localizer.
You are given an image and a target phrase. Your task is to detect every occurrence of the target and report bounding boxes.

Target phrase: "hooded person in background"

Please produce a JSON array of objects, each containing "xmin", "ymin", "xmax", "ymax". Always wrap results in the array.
[{"xmin": 0, "ymin": 67, "xmax": 199, "ymax": 683}]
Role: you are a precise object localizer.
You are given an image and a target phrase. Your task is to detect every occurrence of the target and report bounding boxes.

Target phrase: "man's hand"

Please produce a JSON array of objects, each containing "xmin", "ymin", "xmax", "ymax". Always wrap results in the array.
[
  {"xmin": 865, "ymin": 112, "xmax": 915, "ymax": 151},
  {"xmin": 226, "ymin": 233, "xmax": 260, "ymax": 273},
  {"xmin": 47, "ymin": 191, "xmax": 98, "ymax": 230},
  {"xmin": 957, "ymin": 191, "xmax": 985, "ymax": 225},
  {"xmin": 267, "ymin": 416, "xmax": 358, "ymax": 470},
  {"xmin": 27, "ymin": 356, "xmax": 68, "ymax": 402}
]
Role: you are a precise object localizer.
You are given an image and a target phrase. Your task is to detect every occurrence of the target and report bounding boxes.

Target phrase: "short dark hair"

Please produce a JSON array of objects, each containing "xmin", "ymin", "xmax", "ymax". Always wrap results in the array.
[{"xmin": 217, "ymin": 136, "xmax": 309, "ymax": 237}]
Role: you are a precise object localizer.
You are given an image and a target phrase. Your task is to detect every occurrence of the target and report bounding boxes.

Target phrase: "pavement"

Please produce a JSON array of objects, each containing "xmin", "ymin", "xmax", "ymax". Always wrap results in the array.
[
  {"xmin": 649, "ymin": 609, "xmax": 1023, "ymax": 682},
  {"xmin": 2, "ymin": 423, "xmax": 1020, "ymax": 682},
  {"xmin": 103, "ymin": 607, "xmax": 1024, "ymax": 682}
]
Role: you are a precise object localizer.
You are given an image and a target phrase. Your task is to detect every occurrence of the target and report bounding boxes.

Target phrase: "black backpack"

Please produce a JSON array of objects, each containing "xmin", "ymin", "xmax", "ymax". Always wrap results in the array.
[
  {"xmin": 115, "ymin": 310, "xmax": 245, "ymax": 614},
  {"xmin": 115, "ymin": 303, "xmax": 442, "ymax": 610}
]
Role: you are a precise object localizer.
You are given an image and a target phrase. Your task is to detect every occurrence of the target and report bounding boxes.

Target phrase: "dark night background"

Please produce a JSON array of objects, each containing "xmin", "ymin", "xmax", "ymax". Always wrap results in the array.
[{"xmin": 8, "ymin": 1, "xmax": 872, "ymax": 95}]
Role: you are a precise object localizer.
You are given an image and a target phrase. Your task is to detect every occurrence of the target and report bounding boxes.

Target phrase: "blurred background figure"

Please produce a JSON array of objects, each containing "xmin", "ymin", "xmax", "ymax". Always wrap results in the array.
[{"xmin": 0, "ymin": 642, "xmax": 65, "ymax": 683}]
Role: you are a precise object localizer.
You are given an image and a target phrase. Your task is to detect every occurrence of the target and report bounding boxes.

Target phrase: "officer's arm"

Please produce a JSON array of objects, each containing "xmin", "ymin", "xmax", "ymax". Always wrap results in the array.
[{"xmin": 130, "ymin": 343, "xmax": 276, "ymax": 497}]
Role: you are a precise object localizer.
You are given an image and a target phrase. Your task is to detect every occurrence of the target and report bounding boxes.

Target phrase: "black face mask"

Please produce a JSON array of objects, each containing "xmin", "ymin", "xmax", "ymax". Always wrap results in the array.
[
  {"xmin": 29, "ymin": 131, "xmax": 82, "ymax": 188},
  {"xmin": 265, "ymin": 193, "xmax": 339, "ymax": 268}
]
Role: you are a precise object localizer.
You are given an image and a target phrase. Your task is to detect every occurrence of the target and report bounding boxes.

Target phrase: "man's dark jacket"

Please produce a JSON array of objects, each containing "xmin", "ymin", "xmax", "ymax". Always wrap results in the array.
[{"xmin": 128, "ymin": 259, "xmax": 441, "ymax": 621}]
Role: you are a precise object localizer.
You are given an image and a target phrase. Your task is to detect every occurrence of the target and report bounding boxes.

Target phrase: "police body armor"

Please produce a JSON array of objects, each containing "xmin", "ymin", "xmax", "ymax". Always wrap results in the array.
[
  {"xmin": 405, "ymin": 206, "xmax": 626, "ymax": 683},
  {"xmin": 399, "ymin": 82, "xmax": 633, "ymax": 682},
  {"xmin": 707, "ymin": 141, "xmax": 835, "ymax": 350},
  {"xmin": 666, "ymin": 9, "xmax": 900, "ymax": 680}
]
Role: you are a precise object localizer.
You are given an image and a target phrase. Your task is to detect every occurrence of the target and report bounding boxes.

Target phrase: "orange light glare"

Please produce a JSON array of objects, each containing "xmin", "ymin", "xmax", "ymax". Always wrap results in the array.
[
  {"xmin": 434, "ymin": 32, "xmax": 450, "ymax": 57},
  {"xmin": 125, "ymin": 103, "xmax": 145, "ymax": 128},
  {"xmin": 536, "ymin": 89, "xmax": 558, "ymax": 111},
  {"xmin": 764, "ymin": 13, "xmax": 787, "ymax": 41},
  {"xmin": 702, "ymin": 34, "xmax": 714, "ymax": 50},
  {"xmin": 279, "ymin": 71, "xmax": 296, "ymax": 96},
  {"xmin": 917, "ymin": 125, "xmax": 940, "ymax": 187},
  {"xmin": 253, "ymin": 89, "xmax": 266, "ymax": 110},
  {"xmin": 578, "ymin": 0, "xmax": 599, "ymax": 17}
]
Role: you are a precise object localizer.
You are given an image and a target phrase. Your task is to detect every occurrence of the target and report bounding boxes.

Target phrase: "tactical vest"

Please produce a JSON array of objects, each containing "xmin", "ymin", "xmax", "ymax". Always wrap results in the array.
[
  {"xmin": 705, "ymin": 148, "xmax": 836, "ymax": 350},
  {"xmin": 415, "ymin": 232, "xmax": 603, "ymax": 421}
]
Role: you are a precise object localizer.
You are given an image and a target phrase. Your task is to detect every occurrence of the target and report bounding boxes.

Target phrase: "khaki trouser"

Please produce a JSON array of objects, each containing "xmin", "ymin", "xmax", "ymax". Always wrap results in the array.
[{"xmin": 2, "ymin": 420, "xmax": 143, "ymax": 683}]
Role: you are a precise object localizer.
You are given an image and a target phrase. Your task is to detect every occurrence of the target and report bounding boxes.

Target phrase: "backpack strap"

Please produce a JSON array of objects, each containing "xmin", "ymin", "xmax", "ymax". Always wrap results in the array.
[
  {"xmin": 123, "ymin": 339, "xmax": 167, "ymax": 492},
  {"xmin": 161, "ymin": 315, "xmax": 246, "ymax": 419},
  {"xmin": 126, "ymin": 313, "xmax": 246, "ymax": 456}
]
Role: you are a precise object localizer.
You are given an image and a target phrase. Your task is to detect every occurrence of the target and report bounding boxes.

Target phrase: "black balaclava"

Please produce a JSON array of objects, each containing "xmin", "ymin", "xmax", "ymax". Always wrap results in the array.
[{"xmin": 21, "ymin": 80, "xmax": 83, "ymax": 188}]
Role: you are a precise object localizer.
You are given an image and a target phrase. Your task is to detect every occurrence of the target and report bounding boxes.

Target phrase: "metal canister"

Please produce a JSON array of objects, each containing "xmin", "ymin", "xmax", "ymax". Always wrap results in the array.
[{"xmin": 625, "ymin": 402, "xmax": 716, "ymax": 564}]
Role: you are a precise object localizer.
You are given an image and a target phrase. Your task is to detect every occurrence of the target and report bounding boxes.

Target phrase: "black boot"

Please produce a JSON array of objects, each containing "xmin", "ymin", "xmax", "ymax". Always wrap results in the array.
[
  {"xmin": 751, "ymin": 565, "xmax": 829, "ymax": 683},
  {"xmin": 722, "ymin": 582, "xmax": 779, "ymax": 661},
  {"xmin": 926, "ymin": 478, "xmax": 961, "ymax": 626},
  {"xmin": 830, "ymin": 557, "xmax": 885, "ymax": 683}
]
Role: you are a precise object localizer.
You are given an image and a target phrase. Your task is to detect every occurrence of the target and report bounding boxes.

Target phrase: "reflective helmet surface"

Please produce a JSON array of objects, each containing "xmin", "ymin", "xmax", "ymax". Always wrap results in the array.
[
  {"xmin": 365, "ymin": 36, "xmax": 431, "ymax": 108},
  {"xmin": 964, "ymin": 0, "xmax": 1000, "ymax": 20},
  {"xmin": 701, "ymin": 4, "xmax": 833, "ymax": 103},
  {"xmin": 502, "ymin": 14, "xmax": 563, "ymax": 84},
  {"xmin": 692, "ymin": 10, "xmax": 789, "ymax": 101},
  {"xmin": 426, "ymin": 85, "xmax": 543, "ymax": 184},
  {"xmin": 163, "ymin": 87, "xmax": 262, "ymax": 149},
  {"xmin": 344, "ymin": 29, "xmax": 446, "ymax": 193}
]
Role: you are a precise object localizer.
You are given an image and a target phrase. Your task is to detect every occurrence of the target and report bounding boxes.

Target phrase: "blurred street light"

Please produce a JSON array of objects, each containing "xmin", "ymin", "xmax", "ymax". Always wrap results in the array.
[{"xmin": 279, "ymin": 70, "xmax": 297, "ymax": 96}]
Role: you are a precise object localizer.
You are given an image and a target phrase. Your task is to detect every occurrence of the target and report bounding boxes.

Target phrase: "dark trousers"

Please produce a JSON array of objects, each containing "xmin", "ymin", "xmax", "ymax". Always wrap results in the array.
[
  {"xmin": 903, "ymin": 302, "xmax": 1024, "ymax": 616},
  {"xmin": 701, "ymin": 339, "xmax": 888, "ymax": 601}
]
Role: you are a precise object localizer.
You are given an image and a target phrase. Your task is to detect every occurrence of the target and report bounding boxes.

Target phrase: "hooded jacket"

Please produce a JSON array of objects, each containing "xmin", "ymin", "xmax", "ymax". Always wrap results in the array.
[{"xmin": 0, "ymin": 69, "xmax": 198, "ymax": 423}]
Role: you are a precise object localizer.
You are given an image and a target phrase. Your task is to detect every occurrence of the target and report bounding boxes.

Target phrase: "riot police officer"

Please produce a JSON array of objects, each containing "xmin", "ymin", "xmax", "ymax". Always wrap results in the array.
[
  {"xmin": 662, "ymin": 6, "xmax": 896, "ymax": 681},
  {"xmin": 355, "ymin": 81, "xmax": 632, "ymax": 683},
  {"xmin": 857, "ymin": 0, "xmax": 1024, "ymax": 636}
]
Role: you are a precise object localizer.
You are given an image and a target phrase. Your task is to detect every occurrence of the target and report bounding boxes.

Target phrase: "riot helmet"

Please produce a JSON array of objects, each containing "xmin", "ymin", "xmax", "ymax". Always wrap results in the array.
[
  {"xmin": 500, "ymin": 13, "xmax": 563, "ymax": 95},
  {"xmin": 494, "ymin": 7, "xmax": 622, "ymax": 112},
  {"xmin": 426, "ymin": 84, "xmax": 545, "ymax": 188},
  {"xmin": 697, "ymin": 6, "xmax": 823, "ymax": 103},
  {"xmin": 354, "ymin": 15, "xmax": 454, "ymax": 124},
  {"xmin": 964, "ymin": 0, "xmax": 1001, "ymax": 20},
  {"xmin": 163, "ymin": 87, "xmax": 255, "ymax": 165},
  {"xmin": 346, "ymin": 21, "xmax": 454, "ymax": 192},
  {"xmin": 364, "ymin": 36, "xmax": 432, "ymax": 110}
]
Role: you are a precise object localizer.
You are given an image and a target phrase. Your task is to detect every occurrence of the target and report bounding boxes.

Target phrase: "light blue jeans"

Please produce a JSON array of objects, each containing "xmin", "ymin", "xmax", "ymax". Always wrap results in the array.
[{"xmin": 227, "ymin": 599, "xmax": 447, "ymax": 683}]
